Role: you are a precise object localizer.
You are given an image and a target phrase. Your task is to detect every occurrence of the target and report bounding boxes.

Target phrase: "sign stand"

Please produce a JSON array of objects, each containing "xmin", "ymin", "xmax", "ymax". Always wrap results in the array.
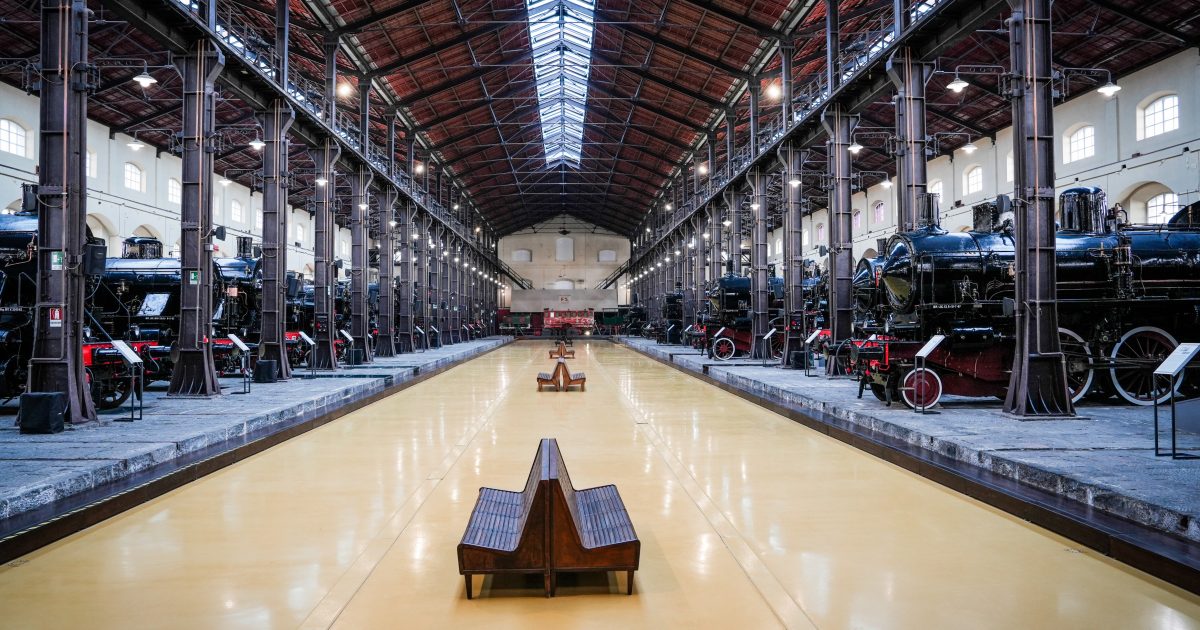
[
  {"xmin": 227, "ymin": 334, "xmax": 251, "ymax": 394},
  {"xmin": 414, "ymin": 326, "xmax": 425, "ymax": 352},
  {"xmin": 297, "ymin": 331, "xmax": 317, "ymax": 378},
  {"xmin": 109, "ymin": 340, "xmax": 144, "ymax": 422},
  {"xmin": 803, "ymin": 329, "xmax": 823, "ymax": 377},
  {"xmin": 762, "ymin": 327, "xmax": 777, "ymax": 366},
  {"xmin": 911, "ymin": 334, "xmax": 946, "ymax": 414},
  {"xmin": 1152, "ymin": 342, "xmax": 1200, "ymax": 460}
]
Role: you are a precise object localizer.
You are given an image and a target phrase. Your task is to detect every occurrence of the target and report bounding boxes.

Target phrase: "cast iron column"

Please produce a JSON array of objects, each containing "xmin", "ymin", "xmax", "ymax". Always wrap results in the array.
[
  {"xmin": 375, "ymin": 188, "xmax": 398, "ymax": 357},
  {"xmin": 274, "ymin": 0, "xmax": 289, "ymax": 86},
  {"xmin": 1003, "ymin": 0, "xmax": 1073, "ymax": 416},
  {"xmin": 690, "ymin": 217, "xmax": 702, "ymax": 326},
  {"xmin": 749, "ymin": 81, "xmax": 760, "ymax": 159},
  {"xmin": 396, "ymin": 202, "xmax": 413, "ymax": 352},
  {"xmin": 310, "ymin": 139, "xmax": 341, "ymax": 368},
  {"xmin": 725, "ymin": 115, "xmax": 736, "ymax": 180},
  {"xmin": 168, "ymin": 41, "xmax": 225, "ymax": 397},
  {"xmin": 887, "ymin": 48, "xmax": 932, "ymax": 231},
  {"xmin": 780, "ymin": 44, "xmax": 794, "ymax": 129},
  {"xmin": 257, "ymin": 100, "xmax": 294, "ymax": 379},
  {"xmin": 439, "ymin": 227, "xmax": 450, "ymax": 343},
  {"xmin": 25, "ymin": 0, "xmax": 95, "ymax": 423},
  {"xmin": 822, "ymin": 104, "xmax": 855, "ymax": 347},
  {"xmin": 782, "ymin": 145, "xmax": 807, "ymax": 362},
  {"xmin": 727, "ymin": 189, "xmax": 741, "ymax": 275},
  {"xmin": 350, "ymin": 165, "xmax": 373, "ymax": 361},
  {"xmin": 708, "ymin": 204, "xmax": 721, "ymax": 282},
  {"xmin": 748, "ymin": 168, "xmax": 770, "ymax": 359}
]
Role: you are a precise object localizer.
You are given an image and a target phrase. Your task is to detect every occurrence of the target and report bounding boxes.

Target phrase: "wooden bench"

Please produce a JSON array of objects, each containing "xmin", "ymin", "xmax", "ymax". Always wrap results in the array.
[
  {"xmin": 458, "ymin": 440, "xmax": 552, "ymax": 599},
  {"xmin": 536, "ymin": 368, "xmax": 560, "ymax": 391},
  {"xmin": 563, "ymin": 370, "xmax": 586, "ymax": 391},
  {"xmin": 548, "ymin": 440, "xmax": 639, "ymax": 595},
  {"xmin": 458, "ymin": 439, "xmax": 640, "ymax": 598},
  {"xmin": 549, "ymin": 341, "xmax": 575, "ymax": 359}
]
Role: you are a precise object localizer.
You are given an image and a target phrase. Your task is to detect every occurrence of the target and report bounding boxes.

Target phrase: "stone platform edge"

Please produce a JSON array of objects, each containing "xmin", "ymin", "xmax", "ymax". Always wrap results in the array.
[
  {"xmin": 0, "ymin": 337, "xmax": 512, "ymax": 563},
  {"xmin": 615, "ymin": 337, "xmax": 1200, "ymax": 595}
]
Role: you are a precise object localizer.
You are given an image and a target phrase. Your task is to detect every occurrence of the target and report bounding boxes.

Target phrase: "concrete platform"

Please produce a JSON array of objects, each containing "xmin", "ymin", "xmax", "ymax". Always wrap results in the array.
[
  {"xmin": 618, "ymin": 336, "xmax": 1200, "ymax": 545},
  {"xmin": 0, "ymin": 337, "xmax": 509, "ymax": 525}
]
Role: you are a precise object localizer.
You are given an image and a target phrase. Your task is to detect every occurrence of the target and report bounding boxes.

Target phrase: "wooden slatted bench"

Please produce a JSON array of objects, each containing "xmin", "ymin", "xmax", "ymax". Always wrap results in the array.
[
  {"xmin": 549, "ymin": 341, "xmax": 575, "ymax": 359},
  {"xmin": 458, "ymin": 439, "xmax": 640, "ymax": 599},
  {"xmin": 548, "ymin": 441, "xmax": 639, "ymax": 595},
  {"xmin": 458, "ymin": 440, "xmax": 552, "ymax": 599},
  {"xmin": 536, "ymin": 368, "xmax": 560, "ymax": 391},
  {"xmin": 563, "ymin": 369, "xmax": 586, "ymax": 391}
]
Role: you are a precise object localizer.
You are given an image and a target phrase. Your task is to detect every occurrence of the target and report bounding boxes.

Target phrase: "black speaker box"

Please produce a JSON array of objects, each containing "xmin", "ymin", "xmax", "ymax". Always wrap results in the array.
[
  {"xmin": 253, "ymin": 359, "xmax": 279, "ymax": 383},
  {"xmin": 18, "ymin": 392, "xmax": 66, "ymax": 434},
  {"xmin": 83, "ymin": 243, "xmax": 107, "ymax": 276}
]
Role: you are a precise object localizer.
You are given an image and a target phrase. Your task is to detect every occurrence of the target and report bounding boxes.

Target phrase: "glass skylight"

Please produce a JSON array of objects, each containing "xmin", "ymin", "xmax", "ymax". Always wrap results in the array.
[{"xmin": 526, "ymin": 0, "xmax": 595, "ymax": 169}]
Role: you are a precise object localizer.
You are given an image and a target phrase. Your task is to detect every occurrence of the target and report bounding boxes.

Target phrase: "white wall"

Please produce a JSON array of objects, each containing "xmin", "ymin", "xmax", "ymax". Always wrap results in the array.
[
  {"xmin": 790, "ymin": 48, "xmax": 1200, "ymax": 265},
  {"xmin": 0, "ymin": 82, "xmax": 358, "ymax": 276},
  {"xmin": 498, "ymin": 217, "xmax": 631, "ymax": 304}
]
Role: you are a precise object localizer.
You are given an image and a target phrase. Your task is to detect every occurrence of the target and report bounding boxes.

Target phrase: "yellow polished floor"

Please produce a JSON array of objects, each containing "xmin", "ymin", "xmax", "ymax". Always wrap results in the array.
[{"xmin": 1, "ymin": 342, "xmax": 1198, "ymax": 629}]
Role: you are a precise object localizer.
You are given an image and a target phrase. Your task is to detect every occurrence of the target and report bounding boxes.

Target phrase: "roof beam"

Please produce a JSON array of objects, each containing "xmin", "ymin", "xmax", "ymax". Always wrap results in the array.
[
  {"xmin": 335, "ymin": 0, "xmax": 439, "ymax": 35},
  {"xmin": 1086, "ymin": 0, "xmax": 1199, "ymax": 45},
  {"xmin": 367, "ymin": 21, "xmax": 512, "ymax": 78},
  {"xmin": 594, "ymin": 7, "xmax": 752, "ymax": 79},
  {"xmin": 591, "ymin": 49, "xmax": 727, "ymax": 110},
  {"xmin": 679, "ymin": 0, "xmax": 788, "ymax": 40},
  {"xmin": 395, "ymin": 51, "xmax": 534, "ymax": 107}
]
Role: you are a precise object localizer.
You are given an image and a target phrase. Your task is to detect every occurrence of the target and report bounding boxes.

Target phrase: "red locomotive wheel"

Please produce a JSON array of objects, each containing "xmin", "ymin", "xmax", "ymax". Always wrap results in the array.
[
  {"xmin": 901, "ymin": 368, "xmax": 942, "ymax": 409},
  {"xmin": 712, "ymin": 337, "xmax": 736, "ymax": 361}
]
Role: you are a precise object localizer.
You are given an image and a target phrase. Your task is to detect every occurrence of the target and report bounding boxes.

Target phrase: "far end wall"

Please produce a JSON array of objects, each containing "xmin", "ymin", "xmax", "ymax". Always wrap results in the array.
[{"xmin": 498, "ymin": 217, "xmax": 631, "ymax": 306}]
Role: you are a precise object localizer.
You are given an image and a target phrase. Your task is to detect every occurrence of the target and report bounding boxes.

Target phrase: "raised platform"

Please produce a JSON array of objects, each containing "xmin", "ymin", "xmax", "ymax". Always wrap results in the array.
[
  {"xmin": 618, "ymin": 335, "xmax": 1200, "ymax": 590},
  {"xmin": 0, "ymin": 337, "xmax": 509, "ymax": 545}
]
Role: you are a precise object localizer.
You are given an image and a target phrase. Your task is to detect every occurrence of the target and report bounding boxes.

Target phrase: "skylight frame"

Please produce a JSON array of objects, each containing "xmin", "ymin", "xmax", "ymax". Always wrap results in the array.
[{"xmin": 526, "ymin": 0, "xmax": 596, "ymax": 169}]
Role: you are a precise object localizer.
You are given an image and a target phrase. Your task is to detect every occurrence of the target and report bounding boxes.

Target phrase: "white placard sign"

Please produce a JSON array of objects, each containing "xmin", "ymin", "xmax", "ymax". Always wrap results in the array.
[
  {"xmin": 763, "ymin": 327, "xmax": 777, "ymax": 340},
  {"xmin": 227, "ymin": 333, "xmax": 250, "ymax": 353},
  {"xmin": 431, "ymin": 326, "xmax": 440, "ymax": 334},
  {"xmin": 109, "ymin": 340, "xmax": 143, "ymax": 365},
  {"xmin": 715, "ymin": 327, "xmax": 727, "ymax": 338},
  {"xmin": 297, "ymin": 331, "xmax": 316, "ymax": 347},
  {"xmin": 805, "ymin": 329, "xmax": 822, "ymax": 345},
  {"xmin": 1154, "ymin": 342, "xmax": 1200, "ymax": 377},
  {"xmin": 339, "ymin": 330, "xmax": 354, "ymax": 343},
  {"xmin": 414, "ymin": 326, "xmax": 424, "ymax": 335},
  {"xmin": 916, "ymin": 334, "xmax": 947, "ymax": 359}
]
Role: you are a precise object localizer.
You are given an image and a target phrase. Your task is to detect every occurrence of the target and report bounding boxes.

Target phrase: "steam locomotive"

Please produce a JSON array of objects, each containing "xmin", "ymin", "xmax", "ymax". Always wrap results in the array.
[
  {"xmin": 853, "ymin": 187, "xmax": 1200, "ymax": 407},
  {"xmin": 699, "ymin": 273, "xmax": 787, "ymax": 360}
]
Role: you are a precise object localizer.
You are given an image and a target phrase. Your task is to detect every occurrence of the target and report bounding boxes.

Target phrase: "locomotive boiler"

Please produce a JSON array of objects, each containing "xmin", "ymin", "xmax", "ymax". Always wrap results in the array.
[{"xmin": 854, "ymin": 187, "xmax": 1200, "ymax": 407}]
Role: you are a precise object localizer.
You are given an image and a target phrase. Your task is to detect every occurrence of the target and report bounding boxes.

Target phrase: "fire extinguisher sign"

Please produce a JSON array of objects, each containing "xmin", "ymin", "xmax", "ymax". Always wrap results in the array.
[
  {"xmin": 188, "ymin": 270, "xmax": 200, "ymax": 284},
  {"xmin": 48, "ymin": 307, "xmax": 63, "ymax": 328},
  {"xmin": 50, "ymin": 251, "xmax": 63, "ymax": 271}
]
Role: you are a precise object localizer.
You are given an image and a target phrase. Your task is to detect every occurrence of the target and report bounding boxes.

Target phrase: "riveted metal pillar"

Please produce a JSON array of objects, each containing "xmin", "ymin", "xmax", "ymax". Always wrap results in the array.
[
  {"xmin": 375, "ymin": 187, "xmax": 398, "ymax": 357},
  {"xmin": 257, "ymin": 100, "xmax": 295, "ymax": 379},
  {"xmin": 416, "ymin": 213, "xmax": 431, "ymax": 350},
  {"xmin": 726, "ymin": 189, "xmax": 741, "ymax": 276},
  {"xmin": 323, "ymin": 35, "xmax": 339, "ymax": 123},
  {"xmin": 822, "ymin": 104, "xmax": 856, "ymax": 347},
  {"xmin": 782, "ymin": 145, "xmax": 808, "ymax": 362},
  {"xmin": 1004, "ymin": 0, "xmax": 1073, "ymax": 417},
  {"xmin": 708, "ymin": 204, "xmax": 721, "ymax": 283},
  {"xmin": 780, "ymin": 45, "xmax": 794, "ymax": 129},
  {"xmin": 690, "ymin": 216, "xmax": 703, "ymax": 326},
  {"xmin": 274, "ymin": 0, "xmax": 289, "ymax": 86},
  {"xmin": 310, "ymin": 139, "xmax": 341, "ymax": 369},
  {"xmin": 888, "ymin": 48, "xmax": 933, "ymax": 231},
  {"xmin": 350, "ymin": 166, "xmax": 373, "ymax": 361},
  {"xmin": 748, "ymin": 168, "xmax": 771, "ymax": 359},
  {"xmin": 25, "ymin": 0, "xmax": 95, "ymax": 423},
  {"xmin": 168, "ymin": 41, "xmax": 225, "ymax": 396},
  {"xmin": 396, "ymin": 201, "xmax": 414, "ymax": 352},
  {"xmin": 439, "ymin": 228, "xmax": 450, "ymax": 343},
  {"xmin": 749, "ymin": 80, "xmax": 761, "ymax": 158},
  {"xmin": 725, "ymin": 115, "xmax": 736, "ymax": 180}
]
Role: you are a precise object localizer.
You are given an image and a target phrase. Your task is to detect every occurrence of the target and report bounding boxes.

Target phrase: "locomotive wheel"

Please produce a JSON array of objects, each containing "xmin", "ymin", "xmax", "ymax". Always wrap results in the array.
[
  {"xmin": 712, "ymin": 337, "xmax": 737, "ymax": 361},
  {"xmin": 900, "ymin": 368, "xmax": 942, "ymax": 409},
  {"xmin": 94, "ymin": 378, "xmax": 134, "ymax": 410},
  {"xmin": 770, "ymin": 333, "xmax": 785, "ymax": 360},
  {"xmin": 1108, "ymin": 326, "xmax": 1180, "ymax": 406},
  {"xmin": 869, "ymin": 382, "xmax": 888, "ymax": 402},
  {"xmin": 1058, "ymin": 327, "xmax": 1094, "ymax": 404}
]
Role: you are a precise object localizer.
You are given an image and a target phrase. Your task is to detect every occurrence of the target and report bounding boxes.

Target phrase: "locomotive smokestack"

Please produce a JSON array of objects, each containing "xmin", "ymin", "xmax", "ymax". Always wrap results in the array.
[
  {"xmin": 237, "ymin": 236, "xmax": 253, "ymax": 259},
  {"xmin": 918, "ymin": 192, "xmax": 939, "ymax": 228}
]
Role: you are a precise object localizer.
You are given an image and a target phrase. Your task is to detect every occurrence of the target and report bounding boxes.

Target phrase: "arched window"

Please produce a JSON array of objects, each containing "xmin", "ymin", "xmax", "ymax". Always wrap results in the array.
[
  {"xmin": 1005, "ymin": 153, "xmax": 1014, "ymax": 183},
  {"xmin": 86, "ymin": 150, "xmax": 97, "ymax": 179},
  {"xmin": 1147, "ymin": 192, "xmax": 1178, "ymax": 223},
  {"xmin": 872, "ymin": 201, "xmax": 886, "ymax": 224},
  {"xmin": 0, "ymin": 119, "xmax": 28, "ymax": 157},
  {"xmin": 816, "ymin": 223, "xmax": 826, "ymax": 242},
  {"xmin": 511, "ymin": 248, "xmax": 532, "ymax": 262},
  {"xmin": 597, "ymin": 249, "xmax": 617, "ymax": 262},
  {"xmin": 1140, "ymin": 95, "xmax": 1179, "ymax": 140},
  {"xmin": 254, "ymin": 205, "xmax": 263, "ymax": 231},
  {"xmin": 802, "ymin": 229, "xmax": 809, "ymax": 246},
  {"xmin": 962, "ymin": 166, "xmax": 983, "ymax": 195},
  {"xmin": 852, "ymin": 209, "xmax": 862, "ymax": 230},
  {"xmin": 1065, "ymin": 125, "xmax": 1095, "ymax": 163},
  {"xmin": 295, "ymin": 224, "xmax": 305, "ymax": 243},
  {"xmin": 123, "ymin": 162, "xmax": 145, "ymax": 192},
  {"xmin": 929, "ymin": 180, "xmax": 944, "ymax": 205},
  {"xmin": 231, "ymin": 199, "xmax": 244, "ymax": 223},
  {"xmin": 554, "ymin": 237, "xmax": 574, "ymax": 261}
]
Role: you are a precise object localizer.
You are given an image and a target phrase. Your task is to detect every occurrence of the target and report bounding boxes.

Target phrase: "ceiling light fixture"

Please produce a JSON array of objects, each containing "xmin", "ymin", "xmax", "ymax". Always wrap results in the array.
[
  {"xmin": 789, "ymin": 177, "xmax": 801, "ymax": 187},
  {"xmin": 132, "ymin": 71, "xmax": 158, "ymax": 88},
  {"xmin": 248, "ymin": 138, "xmax": 265, "ymax": 151},
  {"xmin": 765, "ymin": 82, "xmax": 781, "ymax": 100},
  {"xmin": 1097, "ymin": 81, "xmax": 1121, "ymax": 97},
  {"xmin": 126, "ymin": 138, "xmax": 146, "ymax": 151},
  {"xmin": 315, "ymin": 177, "xmax": 328, "ymax": 187},
  {"xmin": 880, "ymin": 180, "xmax": 893, "ymax": 189},
  {"xmin": 848, "ymin": 142, "xmax": 864, "ymax": 155},
  {"xmin": 947, "ymin": 76, "xmax": 969, "ymax": 93},
  {"xmin": 962, "ymin": 141, "xmax": 978, "ymax": 154}
]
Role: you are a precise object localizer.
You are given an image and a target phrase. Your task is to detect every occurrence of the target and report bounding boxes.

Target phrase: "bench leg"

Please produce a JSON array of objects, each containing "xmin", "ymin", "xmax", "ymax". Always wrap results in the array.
[
  {"xmin": 627, "ymin": 570, "xmax": 634, "ymax": 595},
  {"xmin": 465, "ymin": 574, "xmax": 473, "ymax": 600},
  {"xmin": 544, "ymin": 571, "xmax": 552, "ymax": 598},
  {"xmin": 550, "ymin": 571, "xmax": 558, "ymax": 597}
]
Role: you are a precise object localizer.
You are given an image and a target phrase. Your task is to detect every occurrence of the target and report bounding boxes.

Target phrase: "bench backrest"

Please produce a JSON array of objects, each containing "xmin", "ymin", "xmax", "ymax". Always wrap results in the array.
[
  {"xmin": 514, "ymin": 438, "xmax": 552, "ymax": 536},
  {"xmin": 547, "ymin": 440, "xmax": 583, "ymax": 530}
]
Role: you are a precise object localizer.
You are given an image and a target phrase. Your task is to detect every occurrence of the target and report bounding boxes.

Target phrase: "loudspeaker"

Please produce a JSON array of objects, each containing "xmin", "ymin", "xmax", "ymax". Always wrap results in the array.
[
  {"xmin": 347, "ymin": 349, "xmax": 364, "ymax": 365},
  {"xmin": 17, "ymin": 392, "xmax": 66, "ymax": 434},
  {"xmin": 253, "ymin": 359, "xmax": 278, "ymax": 383},
  {"xmin": 286, "ymin": 275, "xmax": 300, "ymax": 298},
  {"xmin": 83, "ymin": 243, "xmax": 107, "ymax": 276}
]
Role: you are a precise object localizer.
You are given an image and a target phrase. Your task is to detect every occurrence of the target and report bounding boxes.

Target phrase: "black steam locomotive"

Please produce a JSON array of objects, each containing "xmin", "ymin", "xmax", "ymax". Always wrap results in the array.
[
  {"xmin": 699, "ymin": 272, "xmax": 787, "ymax": 360},
  {"xmin": 853, "ymin": 187, "xmax": 1200, "ymax": 407}
]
